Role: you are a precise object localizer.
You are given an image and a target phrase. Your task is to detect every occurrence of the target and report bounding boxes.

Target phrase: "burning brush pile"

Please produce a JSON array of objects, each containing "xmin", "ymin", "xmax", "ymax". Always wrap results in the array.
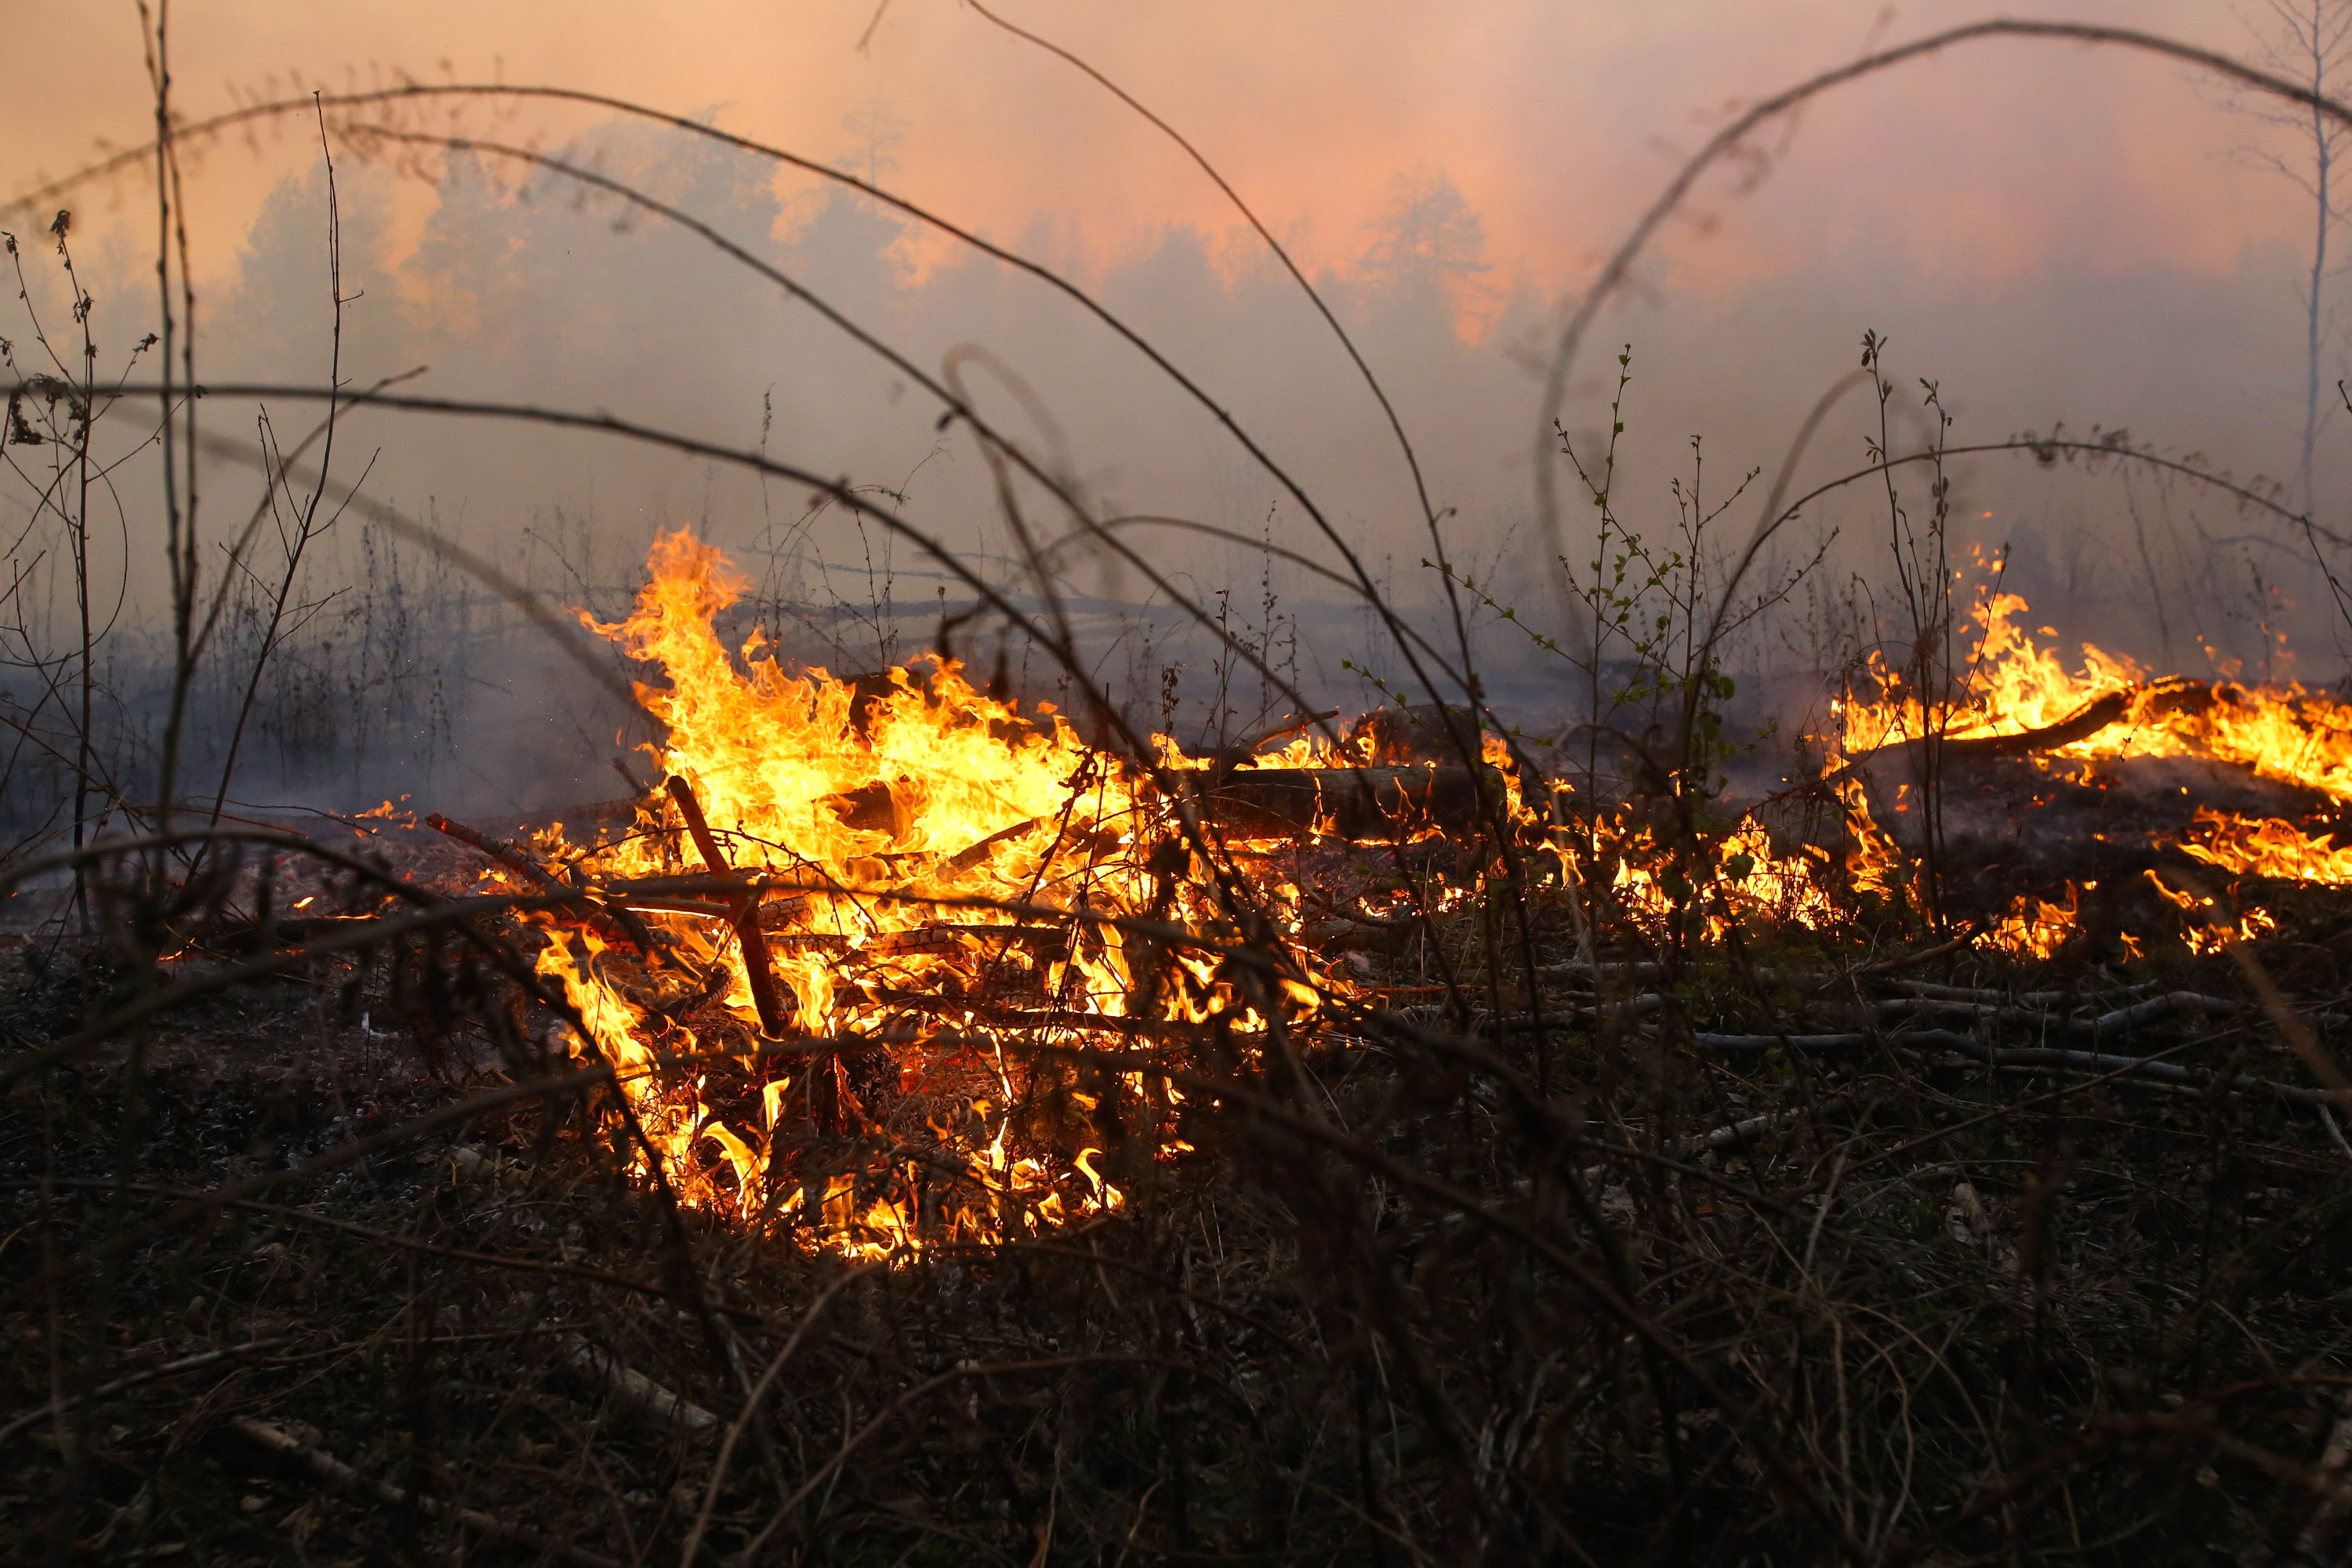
[
  {"xmin": 1580, "ymin": 577, "xmax": 2352, "ymax": 967},
  {"xmin": 445, "ymin": 532, "xmax": 1517, "ymax": 1258}
]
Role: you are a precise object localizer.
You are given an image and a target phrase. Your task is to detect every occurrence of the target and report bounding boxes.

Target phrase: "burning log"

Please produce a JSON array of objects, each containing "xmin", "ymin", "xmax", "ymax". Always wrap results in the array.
[
  {"xmin": 766, "ymin": 931, "xmax": 852, "ymax": 955},
  {"xmin": 1831, "ymin": 675, "xmax": 2219, "ymax": 782},
  {"xmin": 1199, "ymin": 708, "xmax": 1344, "ymax": 768},
  {"xmin": 605, "ymin": 873, "xmax": 827, "ymax": 906},
  {"xmin": 656, "ymin": 781, "xmax": 858, "ymax": 1156},
  {"xmin": 423, "ymin": 812, "xmax": 566, "ymax": 890},
  {"xmin": 641, "ymin": 963, "xmax": 732, "ymax": 1025},
  {"xmin": 940, "ymin": 816, "xmax": 1044, "ymax": 876},
  {"xmin": 861, "ymin": 988, "xmax": 1233, "ymax": 1042},
  {"xmin": 826, "ymin": 779, "xmax": 903, "ymax": 837},
  {"xmin": 1347, "ymin": 702, "xmax": 1487, "ymax": 766},
  {"xmin": 862, "ymin": 923, "xmax": 1071, "ymax": 960}
]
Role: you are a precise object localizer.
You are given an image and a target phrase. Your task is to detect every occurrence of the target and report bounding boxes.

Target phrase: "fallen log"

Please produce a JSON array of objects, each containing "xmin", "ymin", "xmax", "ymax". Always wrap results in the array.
[
  {"xmin": 1199, "ymin": 709, "xmax": 1345, "ymax": 769},
  {"xmin": 1689, "ymin": 1093, "xmax": 1850, "ymax": 1152},
  {"xmin": 1916, "ymin": 1032, "xmax": 2339, "ymax": 1105},
  {"xmin": 1827, "ymin": 676, "xmax": 2216, "ymax": 784},
  {"xmin": 1885, "ymin": 978, "xmax": 2165, "ymax": 1007},
  {"xmin": 1874, "ymin": 990, "xmax": 2238, "ymax": 1040},
  {"xmin": 0, "ymin": 1338, "xmax": 292, "ymax": 1447},
  {"xmin": 1185, "ymin": 764, "xmax": 1506, "ymax": 840},
  {"xmin": 1675, "ymin": 1032, "xmax": 1880, "ymax": 1051},
  {"xmin": 1346, "ymin": 702, "xmax": 1486, "ymax": 766},
  {"xmin": 561, "ymin": 1337, "xmax": 720, "ymax": 1434}
]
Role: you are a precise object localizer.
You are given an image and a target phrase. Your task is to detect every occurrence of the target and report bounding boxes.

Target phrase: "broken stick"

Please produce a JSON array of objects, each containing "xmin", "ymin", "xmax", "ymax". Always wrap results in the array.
[
  {"xmin": 663, "ymin": 775, "xmax": 790, "ymax": 1041},
  {"xmin": 233, "ymin": 1417, "xmax": 620, "ymax": 1568}
]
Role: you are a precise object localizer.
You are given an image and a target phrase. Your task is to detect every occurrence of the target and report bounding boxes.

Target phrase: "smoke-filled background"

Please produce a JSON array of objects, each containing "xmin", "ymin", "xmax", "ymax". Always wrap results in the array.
[{"xmin": 2, "ymin": 0, "xmax": 2347, "ymax": 822}]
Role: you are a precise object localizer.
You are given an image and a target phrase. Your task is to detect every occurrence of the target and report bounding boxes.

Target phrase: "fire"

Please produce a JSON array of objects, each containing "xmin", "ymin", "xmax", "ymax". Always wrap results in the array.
[
  {"xmin": 486, "ymin": 534, "xmax": 2348, "ymax": 1252},
  {"xmin": 1842, "ymin": 590, "xmax": 2352, "ymax": 802},
  {"xmin": 1561, "ymin": 579, "xmax": 2352, "ymax": 962},
  {"xmin": 509, "ymin": 532, "xmax": 1344, "ymax": 1259},
  {"xmin": 2146, "ymin": 868, "xmax": 2280, "ymax": 953},
  {"xmin": 1836, "ymin": 778, "xmax": 1907, "ymax": 902},
  {"xmin": 2182, "ymin": 808, "xmax": 2352, "ymax": 884},
  {"xmin": 1835, "ymin": 591, "xmax": 2140, "ymax": 757},
  {"xmin": 1600, "ymin": 816, "xmax": 1840, "ymax": 939},
  {"xmin": 1986, "ymin": 888, "xmax": 2078, "ymax": 961},
  {"xmin": 1824, "ymin": 585, "xmax": 2352, "ymax": 956}
]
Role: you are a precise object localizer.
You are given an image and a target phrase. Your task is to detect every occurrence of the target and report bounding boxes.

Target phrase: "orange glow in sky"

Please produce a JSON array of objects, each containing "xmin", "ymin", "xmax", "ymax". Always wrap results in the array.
[{"xmin": 0, "ymin": 0, "xmax": 2316, "ymax": 316}]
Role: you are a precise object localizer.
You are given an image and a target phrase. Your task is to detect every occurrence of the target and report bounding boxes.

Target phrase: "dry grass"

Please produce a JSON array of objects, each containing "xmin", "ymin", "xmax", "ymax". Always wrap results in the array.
[{"xmin": 6, "ymin": 851, "xmax": 2352, "ymax": 1565}]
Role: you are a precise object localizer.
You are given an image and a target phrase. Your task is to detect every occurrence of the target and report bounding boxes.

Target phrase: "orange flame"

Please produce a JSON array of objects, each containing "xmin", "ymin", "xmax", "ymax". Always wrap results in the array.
[
  {"xmin": 1823, "ymin": 581, "xmax": 2352, "ymax": 957},
  {"xmin": 512, "ymin": 532, "xmax": 1345, "ymax": 1259},
  {"xmin": 496, "ymin": 536, "xmax": 2352, "ymax": 1254},
  {"xmin": 1580, "ymin": 577, "xmax": 2352, "ymax": 960},
  {"xmin": 1842, "ymin": 590, "xmax": 2352, "ymax": 801}
]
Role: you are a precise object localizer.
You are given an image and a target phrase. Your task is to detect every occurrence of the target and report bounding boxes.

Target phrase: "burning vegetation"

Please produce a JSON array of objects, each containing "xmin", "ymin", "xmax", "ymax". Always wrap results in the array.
[
  {"xmin": 487, "ymin": 530, "xmax": 1521, "ymax": 1257},
  {"xmin": 23, "ymin": 531, "xmax": 2352, "ymax": 1563},
  {"xmin": 22, "ymin": 16, "xmax": 2352, "ymax": 1564},
  {"xmin": 469, "ymin": 532, "xmax": 2352, "ymax": 1283}
]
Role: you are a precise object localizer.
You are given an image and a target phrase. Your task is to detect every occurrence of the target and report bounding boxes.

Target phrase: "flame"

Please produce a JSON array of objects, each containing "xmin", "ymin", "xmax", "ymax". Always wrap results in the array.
[
  {"xmin": 1986, "ymin": 887, "xmax": 2078, "ymax": 960},
  {"xmin": 2181, "ymin": 808, "xmax": 2352, "ymax": 884},
  {"xmin": 2146, "ymin": 868, "xmax": 2279, "ymax": 953},
  {"xmin": 492, "ymin": 537, "xmax": 2351, "ymax": 1254},
  {"xmin": 1602, "ymin": 815, "xmax": 1840, "ymax": 940},
  {"xmin": 1819, "ymin": 580, "xmax": 2352, "ymax": 958},
  {"xmin": 1573, "ymin": 577, "xmax": 2352, "ymax": 961},
  {"xmin": 507, "ymin": 532, "xmax": 1353, "ymax": 1260},
  {"xmin": 1841, "ymin": 590, "xmax": 2352, "ymax": 802},
  {"xmin": 1836, "ymin": 779, "xmax": 1907, "ymax": 902}
]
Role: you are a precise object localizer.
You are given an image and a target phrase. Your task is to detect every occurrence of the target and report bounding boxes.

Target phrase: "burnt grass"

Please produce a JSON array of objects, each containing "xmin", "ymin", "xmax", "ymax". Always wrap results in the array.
[{"xmin": 8, "ymin": 870, "xmax": 2352, "ymax": 1567}]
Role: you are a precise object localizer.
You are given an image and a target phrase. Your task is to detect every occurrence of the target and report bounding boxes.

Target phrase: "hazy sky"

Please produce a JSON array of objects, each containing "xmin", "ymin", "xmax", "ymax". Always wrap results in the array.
[
  {"xmin": 4, "ymin": 2, "xmax": 2307, "ymax": 297},
  {"xmin": 4, "ymin": 2, "xmax": 2347, "ymax": 712}
]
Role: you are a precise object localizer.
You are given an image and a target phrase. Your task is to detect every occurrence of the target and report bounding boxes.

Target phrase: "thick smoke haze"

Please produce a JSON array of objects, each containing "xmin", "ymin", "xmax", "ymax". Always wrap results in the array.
[{"xmin": 3, "ymin": 2, "xmax": 2348, "ymax": 815}]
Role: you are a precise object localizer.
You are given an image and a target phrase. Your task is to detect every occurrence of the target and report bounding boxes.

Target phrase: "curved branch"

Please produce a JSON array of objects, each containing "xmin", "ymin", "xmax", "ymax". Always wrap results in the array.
[
  {"xmin": 1538, "ymin": 20, "xmax": 2352, "ymax": 572},
  {"xmin": 1, "ymin": 80, "xmax": 1475, "ymax": 710},
  {"xmin": 960, "ymin": 1, "xmax": 1476, "ymax": 681}
]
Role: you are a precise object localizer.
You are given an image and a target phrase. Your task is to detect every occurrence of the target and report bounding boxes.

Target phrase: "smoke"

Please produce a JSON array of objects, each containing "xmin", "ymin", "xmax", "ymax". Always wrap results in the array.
[{"xmin": 7, "ymin": 3, "xmax": 2350, "ymax": 818}]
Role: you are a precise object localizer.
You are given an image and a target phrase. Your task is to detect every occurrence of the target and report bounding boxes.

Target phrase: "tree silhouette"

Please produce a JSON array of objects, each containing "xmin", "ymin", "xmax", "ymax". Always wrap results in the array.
[{"xmin": 1359, "ymin": 172, "xmax": 1490, "ymax": 307}]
